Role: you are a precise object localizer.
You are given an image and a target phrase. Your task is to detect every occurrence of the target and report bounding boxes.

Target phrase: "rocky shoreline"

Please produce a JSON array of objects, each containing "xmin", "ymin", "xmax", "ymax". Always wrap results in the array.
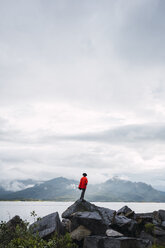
[{"xmin": 9, "ymin": 200, "xmax": 165, "ymax": 247}]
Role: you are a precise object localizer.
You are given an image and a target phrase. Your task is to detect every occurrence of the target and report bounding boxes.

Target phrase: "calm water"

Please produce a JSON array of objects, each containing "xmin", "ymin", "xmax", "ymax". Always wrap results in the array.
[{"xmin": 1, "ymin": 201, "xmax": 165, "ymax": 224}]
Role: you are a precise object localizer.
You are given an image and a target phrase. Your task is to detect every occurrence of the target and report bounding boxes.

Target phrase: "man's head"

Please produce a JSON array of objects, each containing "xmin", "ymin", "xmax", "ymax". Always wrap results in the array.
[{"xmin": 83, "ymin": 173, "xmax": 87, "ymax": 177}]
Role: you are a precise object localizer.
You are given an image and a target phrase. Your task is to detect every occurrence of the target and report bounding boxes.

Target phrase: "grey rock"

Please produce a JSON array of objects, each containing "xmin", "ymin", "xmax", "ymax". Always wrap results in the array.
[
  {"xmin": 62, "ymin": 218, "xmax": 72, "ymax": 232},
  {"xmin": 30, "ymin": 212, "xmax": 62, "ymax": 239},
  {"xmin": 114, "ymin": 215, "xmax": 132, "ymax": 226},
  {"xmin": 70, "ymin": 225, "xmax": 91, "ymax": 241},
  {"xmin": 62, "ymin": 200, "xmax": 98, "ymax": 219},
  {"xmin": 105, "ymin": 237, "xmax": 152, "ymax": 248},
  {"xmin": 62, "ymin": 199, "xmax": 116, "ymax": 222},
  {"xmin": 106, "ymin": 229, "xmax": 123, "ymax": 237},
  {"xmin": 140, "ymin": 230, "xmax": 165, "ymax": 247},
  {"xmin": 71, "ymin": 211, "xmax": 102, "ymax": 220},
  {"xmin": 153, "ymin": 211, "xmax": 162, "ymax": 223},
  {"xmin": 112, "ymin": 215, "xmax": 137, "ymax": 236},
  {"xmin": 62, "ymin": 199, "xmax": 116, "ymax": 234},
  {"xmin": 137, "ymin": 212, "xmax": 153, "ymax": 216},
  {"xmin": 70, "ymin": 211, "xmax": 107, "ymax": 234},
  {"xmin": 140, "ymin": 231, "xmax": 154, "ymax": 243},
  {"xmin": 117, "ymin": 205, "xmax": 133, "ymax": 216},
  {"xmin": 153, "ymin": 219, "xmax": 159, "ymax": 226},
  {"xmin": 96, "ymin": 206, "xmax": 116, "ymax": 226},
  {"xmin": 6, "ymin": 215, "xmax": 26, "ymax": 234},
  {"xmin": 154, "ymin": 226, "xmax": 165, "ymax": 236},
  {"xmin": 125, "ymin": 210, "xmax": 135, "ymax": 218},
  {"xmin": 155, "ymin": 236, "xmax": 165, "ymax": 246},
  {"xmin": 7, "ymin": 215, "xmax": 24, "ymax": 228},
  {"xmin": 135, "ymin": 214, "xmax": 153, "ymax": 224},
  {"xmin": 158, "ymin": 210, "xmax": 165, "ymax": 221},
  {"xmin": 161, "ymin": 220, "xmax": 165, "ymax": 229},
  {"xmin": 135, "ymin": 214, "xmax": 153, "ymax": 233},
  {"xmin": 83, "ymin": 236, "xmax": 152, "ymax": 248},
  {"xmin": 83, "ymin": 235, "xmax": 101, "ymax": 248}
]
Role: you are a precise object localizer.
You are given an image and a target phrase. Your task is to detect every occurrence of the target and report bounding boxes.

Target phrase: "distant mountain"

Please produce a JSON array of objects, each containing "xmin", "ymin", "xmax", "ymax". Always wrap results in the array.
[
  {"xmin": 1, "ymin": 177, "xmax": 165, "ymax": 202},
  {"xmin": 0, "ymin": 186, "xmax": 12, "ymax": 197},
  {"xmin": 0, "ymin": 179, "xmax": 40, "ymax": 192},
  {"xmin": 1, "ymin": 177, "xmax": 79, "ymax": 201},
  {"xmin": 87, "ymin": 178, "xmax": 165, "ymax": 202}
]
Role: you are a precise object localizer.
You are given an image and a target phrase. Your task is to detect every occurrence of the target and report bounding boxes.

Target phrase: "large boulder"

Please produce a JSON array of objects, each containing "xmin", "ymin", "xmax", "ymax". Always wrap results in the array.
[
  {"xmin": 140, "ymin": 231, "xmax": 154, "ymax": 244},
  {"xmin": 69, "ymin": 211, "xmax": 107, "ymax": 234},
  {"xmin": 30, "ymin": 212, "xmax": 62, "ymax": 239},
  {"xmin": 152, "ymin": 211, "xmax": 162, "ymax": 224},
  {"xmin": 140, "ymin": 228, "xmax": 165, "ymax": 247},
  {"xmin": 62, "ymin": 199, "xmax": 116, "ymax": 234},
  {"xmin": 135, "ymin": 213, "xmax": 153, "ymax": 224},
  {"xmin": 117, "ymin": 206, "xmax": 135, "ymax": 218},
  {"xmin": 6, "ymin": 215, "xmax": 26, "ymax": 238},
  {"xmin": 62, "ymin": 199, "xmax": 116, "ymax": 221},
  {"xmin": 158, "ymin": 210, "xmax": 165, "ymax": 221},
  {"xmin": 117, "ymin": 206, "xmax": 132, "ymax": 215},
  {"xmin": 111, "ymin": 215, "xmax": 137, "ymax": 236},
  {"xmin": 70, "ymin": 225, "xmax": 91, "ymax": 241},
  {"xmin": 161, "ymin": 220, "xmax": 165, "ymax": 229},
  {"xmin": 135, "ymin": 213, "xmax": 154, "ymax": 235},
  {"xmin": 83, "ymin": 236, "xmax": 152, "ymax": 248},
  {"xmin": 154, "ymin": 226, "xmax": 165, "ymax": 236},
  {"xmin": 97, "ymin": 205, "xmax": 116, "ymax": 226},
  {"xmin": 6, "ymin": 215, "xmax": 25, "ymax": 229},
  {"xmin": 62, "ymin": 200, "xmax": 98, "ymax": 218}
]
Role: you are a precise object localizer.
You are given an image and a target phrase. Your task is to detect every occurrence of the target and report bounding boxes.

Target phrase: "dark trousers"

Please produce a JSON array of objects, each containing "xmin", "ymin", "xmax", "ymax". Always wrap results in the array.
[{"xmin": 80, "ymin": 188, "xmax": 86, "ymax": 199}]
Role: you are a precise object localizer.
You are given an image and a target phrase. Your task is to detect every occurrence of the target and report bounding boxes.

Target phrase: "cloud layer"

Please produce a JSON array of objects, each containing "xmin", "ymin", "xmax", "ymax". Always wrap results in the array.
[{"xmin": 0, "ymin": 0, "xmax": 165, "ymax": 190}]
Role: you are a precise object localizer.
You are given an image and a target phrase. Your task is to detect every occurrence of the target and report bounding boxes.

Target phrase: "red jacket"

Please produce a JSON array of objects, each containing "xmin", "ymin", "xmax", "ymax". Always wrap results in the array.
[{"xmin": 79, "ymin": 176, "xmax": 88, "ymax": 189}]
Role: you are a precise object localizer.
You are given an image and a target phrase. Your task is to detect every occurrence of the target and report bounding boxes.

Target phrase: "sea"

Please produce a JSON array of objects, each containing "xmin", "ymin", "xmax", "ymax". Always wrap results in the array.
[{"xmin": 1, "ymin": 201, "xmax": 165, "ymax": 224}]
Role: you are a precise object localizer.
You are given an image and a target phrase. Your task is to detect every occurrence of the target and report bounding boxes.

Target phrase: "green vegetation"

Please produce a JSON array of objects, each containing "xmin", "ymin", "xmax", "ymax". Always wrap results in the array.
[
  {"xmin": 152, "ymin": 245, "xmax": 165, "ymax": 248},
  {"xmin": 0, "ymin": 219, "xmax": 78, "ymax": 248},
  {"xmin": 145, "ymin": 223, "xmax": 155, "ymax": 234},
  {"xmin": 144, "ymin": 224, "xmax": 165, "ymax": 248}
]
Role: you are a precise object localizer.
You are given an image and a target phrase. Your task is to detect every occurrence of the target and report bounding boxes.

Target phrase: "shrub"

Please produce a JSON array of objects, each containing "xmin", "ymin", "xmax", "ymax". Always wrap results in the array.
[
  {"xmin": 47, "ymin": 233, "xmax": 78, "ymax": 248},
  {"xmin": 0, "ymin": 220, "xmax": 78, "ymax": 248},
  {"xmin": 145, "ymin": 223, "xmax": 155, "ymax": 234},
  {"xmin": 152, "ymin": 245, "xmax": 165, "ymax": 248}
]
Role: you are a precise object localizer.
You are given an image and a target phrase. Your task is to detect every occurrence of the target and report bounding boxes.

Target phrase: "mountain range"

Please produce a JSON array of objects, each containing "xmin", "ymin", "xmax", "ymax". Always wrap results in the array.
[{"xmin": 1, "ymin": 177, "xmax": 165, "ymax": 202}]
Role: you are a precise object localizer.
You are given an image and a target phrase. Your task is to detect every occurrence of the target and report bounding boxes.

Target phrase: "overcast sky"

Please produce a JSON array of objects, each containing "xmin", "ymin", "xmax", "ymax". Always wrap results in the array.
[{"xmin": 1, "ymin": 0, "xmax": 165, "ymax": 190}]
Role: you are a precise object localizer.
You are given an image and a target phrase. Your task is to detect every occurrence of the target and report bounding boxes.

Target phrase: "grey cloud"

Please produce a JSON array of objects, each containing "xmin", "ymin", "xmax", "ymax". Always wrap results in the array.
[
  {"xmin": 0, "ymin": 0, "xmax": 165, "ymax": 188},
  {"xmin": 0, "ymin": 117, "xmax": 20, "ymax": 142},
  {"xmin": 113, "ymin": 0, "xmax": 165, "ymax": 64},
  {"xmin": 41, "ymin": 124, "xmax": 165, "ymax": 144},
  {"xmin": 0, "ymin": 145, "xmax": 106, "ymax": 182},
  {"xmin": 1, "ymin": 117, "xmax": 165, "ymax": 148},
  {"xmin": 0, "ymin": 129, "xmax": 22, "ymax": 142},
  {"xmin": 0, "ymin": 120, "xmax": 28, "ymax": 143},
  {"xmin": 1, "ymin": 0, "xmax": 162, "ymax": 110}
]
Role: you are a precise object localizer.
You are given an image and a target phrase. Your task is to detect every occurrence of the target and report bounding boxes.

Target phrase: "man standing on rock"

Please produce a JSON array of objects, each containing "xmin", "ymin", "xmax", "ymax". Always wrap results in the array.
[{"xmin": 79, "ymin": 173, "xmax": 88, "ymax": 200}]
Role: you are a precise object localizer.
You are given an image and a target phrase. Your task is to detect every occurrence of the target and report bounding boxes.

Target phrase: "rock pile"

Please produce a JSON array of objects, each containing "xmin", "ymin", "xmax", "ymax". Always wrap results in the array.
[{"xmin": 28, "ymin": 200, "xmax": 165, "ymax": 247}]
